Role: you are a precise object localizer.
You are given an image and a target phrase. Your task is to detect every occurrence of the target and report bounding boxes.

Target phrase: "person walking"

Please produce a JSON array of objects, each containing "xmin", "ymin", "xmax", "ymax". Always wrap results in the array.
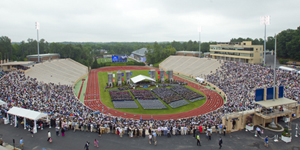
[
  {"xmin": 84, "ymin": 141, "xmax": 90, "ymax": 150},
  {"xmin": 94, "ymin": 139, "xmax": 99, "ymax": 148},
  {"xmin": 20, "ymin": 138, "xmax": 24, "ymax": 150},
  {"xmin": 148, "ymin": 133, "xmax": 152, "ymax": 144},
  {"xmin": 61, "ymin": 128, "xmax": 65, "ymax": 137},
  {"xmin": 264, "ymin": 136, "xmax": 268, "ymax": 148},
  {"xmin": 219, "ymin": 137, "xmax": 223, "ymax": 149},
  {"xmin": 153, "ymin": 131, "xmax": 157, "ymax": 146},
  {"xmin": 119, "ymin": 127, "xmax": 123, "ymax": 138},
  {"xmin": 196, "ymin": 134, "xmax": 201, "ymax": 146},
  {"xmin": 47, "ymin": 131, "xmax": 51, "ymax": 142},
  {"xmin": 56, "ymin": 126, "xmax": 60, "ymax": 136}
]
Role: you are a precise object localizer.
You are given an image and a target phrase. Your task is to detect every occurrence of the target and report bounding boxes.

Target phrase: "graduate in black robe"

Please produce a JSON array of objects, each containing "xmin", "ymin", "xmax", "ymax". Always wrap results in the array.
[
  {"xmin": 137, "ymin": 128, "xmax": 140, "ymax": 137},
  {"xmin": 142, "ymin": 128, "xmax": 145, "ymax": 138}
]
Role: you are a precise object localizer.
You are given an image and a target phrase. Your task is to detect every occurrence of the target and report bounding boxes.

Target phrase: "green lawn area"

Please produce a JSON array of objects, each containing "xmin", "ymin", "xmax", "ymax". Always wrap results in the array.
[
  {"xmin": 97, "ymin": 58, "xmax": 112, "ymax": 63},
  {"xmin": 74, "ymin": 75, "xmax": 88, "ymax": 103},
  {"xmin": 98, "ymin": 70, "xmax": 206, "ymax": 115},
  {"xmin": 97, "ymin": 58, "xmax": 135, "ymax": 64}
]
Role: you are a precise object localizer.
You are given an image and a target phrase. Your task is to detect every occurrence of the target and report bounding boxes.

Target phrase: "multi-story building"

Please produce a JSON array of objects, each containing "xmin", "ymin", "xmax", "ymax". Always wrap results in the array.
[{"xmin": 210, "ymin": 41, "xmax": 263, "ymax": 64}]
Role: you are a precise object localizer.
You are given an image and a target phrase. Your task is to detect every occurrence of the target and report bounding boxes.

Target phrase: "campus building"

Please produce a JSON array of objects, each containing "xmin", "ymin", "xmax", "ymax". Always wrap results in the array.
[
  {"xmin": 131, "ymin": 48, "xmax": 147, "ymax": 62},
  {"xmin": 26, "ymin": 53, "xmax": 60, "ymax": 62},
  {"xmin": 210, "ymin": 41, "xmax": 263, "ymax": 64}
]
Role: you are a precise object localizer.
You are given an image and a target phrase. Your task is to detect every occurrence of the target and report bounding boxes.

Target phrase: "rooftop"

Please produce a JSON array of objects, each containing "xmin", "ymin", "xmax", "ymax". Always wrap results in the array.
[
  {"xmin": 27, "ymin": 53, "xmax": 60, "ymax": 58},
  {"xmin": 254, "ymin": 97, "xmax": 297, "ymax": 108},
  {"xmin": 0, "ymin": 61, "xmax": 34, "ymax": 66},
  {"xmin": 132, "ymin": 48, "xmax": 148, "ymax": 57}
]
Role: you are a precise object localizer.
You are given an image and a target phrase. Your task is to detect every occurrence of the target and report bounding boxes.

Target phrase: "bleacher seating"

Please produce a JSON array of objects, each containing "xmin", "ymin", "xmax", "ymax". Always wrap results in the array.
[
  {"xmin": 160, "ymin": 56, "xmax": 221, "ymax": 77},
  {"xmin": 25, "ymin": 59, "xmax": 88, "ymax": 85}
]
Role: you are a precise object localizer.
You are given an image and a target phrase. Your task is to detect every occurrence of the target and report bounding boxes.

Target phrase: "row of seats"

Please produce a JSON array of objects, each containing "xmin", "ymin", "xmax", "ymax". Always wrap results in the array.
[
  {"xmin": 160, "ymin": 56, "xmax": 221, "ymax": 77},
  {"xmin": 168, "ymin": 100, "xmax": 189, "ymax": 108},
  {"xmin": 113, "ymin": 101, "xmax": 139, "ymax": 109},
  {"xmin": 25, "ymin": 59, "xmax": 88, "ymax": 85},
  {"xmin": 137, "ymin": 99, "xmax": 167, "ymax": 109}
]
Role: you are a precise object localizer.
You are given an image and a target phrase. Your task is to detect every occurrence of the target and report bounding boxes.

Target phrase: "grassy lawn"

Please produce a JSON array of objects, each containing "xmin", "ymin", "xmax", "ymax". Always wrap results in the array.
[
  {"xmin": 74, "ymin": 75, "xmax": 88, "ymax": 103},
  {"xmin": 97, "ymin": 58, "xmax": 135, "ymax": 64},
  {"xmin": 98, "ymin": 70, "xmax": 206, "ymax": 115},
  {"xmin": 97, "ymin": 58, "xmax": 112, "ymax": 63}
]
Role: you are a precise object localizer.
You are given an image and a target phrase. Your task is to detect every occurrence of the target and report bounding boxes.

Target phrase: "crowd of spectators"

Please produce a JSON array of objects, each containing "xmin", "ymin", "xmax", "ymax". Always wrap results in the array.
[
  {"xmin": 170, "ymin": 86, "xmax": 204, "ymax": 101},
  {"xmin": 109, "ymin": 91, "xmax": 134, "ymax": 101},
  {"xmin": 0, "ymin": 60, "xmax": 299, "ymax": 137},
  {"xmin": 151, "ymin": 88, "xmax": 182, "ymax": 104},
  {"xmin": 130, "ymin": 90, "xmax": 157, "ymax": 100},
  {"xmin": 0, "ymin": 71, "xmax": 7, "ymax": 79},
  {"xmin": 206, "ymin": 61, "xmax": 299, "ymax": 114}
]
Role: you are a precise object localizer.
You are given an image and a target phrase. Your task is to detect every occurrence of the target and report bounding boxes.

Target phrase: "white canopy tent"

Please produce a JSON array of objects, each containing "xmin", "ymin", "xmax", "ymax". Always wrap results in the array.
[
  {"xmin": 0, "ymin": 100, "xmax": 7, "ymax": 108},
  {"xmin": 196, "ymin": 77, "xmax": 205, "ymax": 83},
  {"xmin": 7, "ymin": 107, "xmax": 48, "ymax": 133},
  {"xmin": 131, "ymin": 75, "xmax": 156, "ymax": 84}
]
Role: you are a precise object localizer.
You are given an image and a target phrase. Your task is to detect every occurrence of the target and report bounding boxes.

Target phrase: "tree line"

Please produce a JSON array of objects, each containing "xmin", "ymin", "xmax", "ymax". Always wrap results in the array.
[{"xmin": 0, "ymin": 25, "xmax": 299, "ymax": 68}]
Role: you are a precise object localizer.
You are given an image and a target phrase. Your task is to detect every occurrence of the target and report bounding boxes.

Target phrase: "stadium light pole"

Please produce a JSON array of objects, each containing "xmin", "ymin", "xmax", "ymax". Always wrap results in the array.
[
  {"xmin": 35, "ymin": 22, "xmax": 40, "ymax": 62},
  {"xmin": 273, "ymin": 33, "xmax": 277, "ymax": 101},
  {"xmin": 198, "ymin": 27, "xmax": 201, "ymax": 58},
  {"xmin": 260, "ymin": 16, "xmax": 270, "ymax": 66}
]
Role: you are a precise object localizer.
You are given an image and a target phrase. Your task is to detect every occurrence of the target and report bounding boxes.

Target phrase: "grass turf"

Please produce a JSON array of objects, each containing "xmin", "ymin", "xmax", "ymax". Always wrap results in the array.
[
  {"xmin": 74, "ymin": 75, "xmax": 88, "ymax": 103},
  {"xmin": 97, "ymin": 58, "xmax": 135, "ymax": 63},
  {"xmin": 98, "ymin": 70, "xmax": 206, "ymax": 115}
]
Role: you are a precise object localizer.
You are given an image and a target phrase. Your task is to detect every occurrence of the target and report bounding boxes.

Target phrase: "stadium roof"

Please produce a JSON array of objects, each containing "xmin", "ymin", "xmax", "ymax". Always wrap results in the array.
[
  {"xmin": 27, "ymin": 53, "xmax": 60, "ymax": 58},
  {"xmin": 131, "ymin": 48, "xmax": 148, "ymax": 57},
  {"xmin": 254, "ymin": 97, "xmax": 297, "ymax": 108},
  {"xmin": 7, "ymin": 107, "xmax": 47, "ymax": 120},
  {"xmin": 0, "ymin": 61, "xmax": 34, "ymax": 67},
  {"xmin": 176, "ymin": 51, "xmax": 201, "ymax": 54},
  {"xmin": 131, "ymin": 75, "xmax": 156, "ymax": 83}
]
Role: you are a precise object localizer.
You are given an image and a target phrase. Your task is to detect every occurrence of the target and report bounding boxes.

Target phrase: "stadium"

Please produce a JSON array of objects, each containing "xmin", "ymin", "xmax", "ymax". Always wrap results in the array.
[{"xmin": 1, "ymin": 51, "xmax": 300, "ymax": 149}]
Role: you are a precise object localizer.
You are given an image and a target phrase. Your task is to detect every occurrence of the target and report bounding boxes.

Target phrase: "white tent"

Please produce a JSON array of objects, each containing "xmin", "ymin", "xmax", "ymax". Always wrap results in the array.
[
  {"xmin": 196, "ymin": 77, "xmax": 205, "ymax": 83},
  {"xmin": 278, "ymin": 66, "xmax": 297, "ymax": 72},
  {"xmin": 7, "ymin": 107, "xmax": 47, "ymax": 120},
  {"xmin": 131, "ymin": 75, "xmax": 156, "ymax": 84},
  {"xmin": 7, "ymin": 107, "xmax": 48, "ymax": 133},
  {"xmin": 0, "ymin": 100, "xmax": 7, "ymax": 107}
]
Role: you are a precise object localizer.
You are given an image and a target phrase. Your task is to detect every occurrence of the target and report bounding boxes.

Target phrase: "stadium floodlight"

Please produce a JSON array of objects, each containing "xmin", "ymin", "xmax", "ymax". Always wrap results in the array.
[
  {"xmin": 273, "ymin": 33, "xmax": 277, "ymax": 101},
  {"xmin": 35, "ymin": 22, "xmax": 40, "ymax": 63},
  {"xmin": 260, "ymin": 16, "xmax": 270, "ymax": 66},
  {"xmin": 198, "ymin": 26, "xmax": 201, "ymax": 58}
]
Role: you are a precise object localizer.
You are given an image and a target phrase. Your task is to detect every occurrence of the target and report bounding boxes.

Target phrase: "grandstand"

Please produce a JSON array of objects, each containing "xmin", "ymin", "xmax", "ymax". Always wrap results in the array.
[
  {"xmin": 159, "ymin": 56, "xmax": 221, "ymax": 78},
  {"xmin": 25, "ymin": 59, "xmax": 88, "ymax": 85}
]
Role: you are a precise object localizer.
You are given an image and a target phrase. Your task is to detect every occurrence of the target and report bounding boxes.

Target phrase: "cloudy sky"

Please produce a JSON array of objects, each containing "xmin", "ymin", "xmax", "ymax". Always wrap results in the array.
[{"xmin": 1, "ymin": 0, "xmax": 299, "ymax": 43}]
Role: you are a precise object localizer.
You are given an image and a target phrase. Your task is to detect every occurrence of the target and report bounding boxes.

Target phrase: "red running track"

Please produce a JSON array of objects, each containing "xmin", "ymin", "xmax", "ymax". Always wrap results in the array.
[{"xmin": 84, "ymin": 66, "xmax": 224, "ymax": 120}]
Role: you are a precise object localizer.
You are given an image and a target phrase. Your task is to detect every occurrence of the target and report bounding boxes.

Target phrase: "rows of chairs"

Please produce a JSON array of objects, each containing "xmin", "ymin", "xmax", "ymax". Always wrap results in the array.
[
  {"xmin": 113, "ymin": 101, "xmax": 138, "ymax": 108},
  {"xmin": 137, "ymin": 99, "xmax": 167, "ymax": 109}
]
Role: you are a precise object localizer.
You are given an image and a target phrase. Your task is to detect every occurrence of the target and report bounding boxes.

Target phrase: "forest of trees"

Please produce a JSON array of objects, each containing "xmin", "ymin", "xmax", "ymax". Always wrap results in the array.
[{"xmin": 0, "ymin": 26, "xmax": 299, "ymax": 68}]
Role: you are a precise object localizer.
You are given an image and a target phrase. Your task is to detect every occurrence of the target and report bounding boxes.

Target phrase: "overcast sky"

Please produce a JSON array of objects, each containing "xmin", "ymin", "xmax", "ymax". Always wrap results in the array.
[{"xmin": 1, "ymin": 0, "xmax": 300, "ymax": 43}]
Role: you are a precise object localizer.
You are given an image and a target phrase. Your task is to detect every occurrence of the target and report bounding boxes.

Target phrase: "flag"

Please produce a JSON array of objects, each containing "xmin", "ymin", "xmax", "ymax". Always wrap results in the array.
[
  {"xmin": 158, "ymin": 76, "xmax": 160, "ymax": 79},
  {"xmin": 122, "ymin": 78, "xmax": 124, "ymax": 81},
  {"xmin": 35, "ymin": 22, "xmax": 40, "ymax": 30},
  {"xmin": 113, "ymin": 79, "xmax": 115, "ymax": 82}
]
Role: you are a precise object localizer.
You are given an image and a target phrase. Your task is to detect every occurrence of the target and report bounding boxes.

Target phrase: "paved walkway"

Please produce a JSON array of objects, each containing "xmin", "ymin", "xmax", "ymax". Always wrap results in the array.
[{"xmin": 1, "ymin": 119, "xmax": 300, "ymax": 150}]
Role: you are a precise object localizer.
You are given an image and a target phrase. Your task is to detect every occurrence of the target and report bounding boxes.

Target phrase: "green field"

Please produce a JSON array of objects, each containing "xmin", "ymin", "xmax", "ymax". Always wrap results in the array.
[
  {"xmin": 98, "ymin": 70, "xmax": 206, "ymax": 115},
  {"xmin": 97, "ymin": 58, "xmax": 135, "ymax": 63}
]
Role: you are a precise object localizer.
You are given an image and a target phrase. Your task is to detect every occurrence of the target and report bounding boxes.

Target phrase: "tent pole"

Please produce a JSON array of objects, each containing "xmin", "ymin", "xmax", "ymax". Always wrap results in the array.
[
  {"xmin": 14, "ymin": 115, "xmax": 17, "ymax": 127},
  {"xmin": 24, "ymin": 118, "xmax": 26, "ymax": 130},
  {"xmin": 34, "ymin": 120, "xmax": 37, "ymax": 133}
]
